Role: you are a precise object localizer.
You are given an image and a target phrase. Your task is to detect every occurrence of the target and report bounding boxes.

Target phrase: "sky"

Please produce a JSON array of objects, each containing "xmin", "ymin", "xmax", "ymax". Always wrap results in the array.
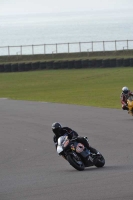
[{"xmin": 0, "ymin": 0, "xmax": 133, "ymax": 15}]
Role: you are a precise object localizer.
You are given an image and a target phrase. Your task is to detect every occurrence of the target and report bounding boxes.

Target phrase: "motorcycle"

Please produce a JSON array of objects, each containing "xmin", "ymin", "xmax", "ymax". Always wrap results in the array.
[
  {"xmin": 127, "ymin": 95, "xmax": 133, "ymax": 116},
  {"xmin": 57, "ymin": 136, "xmax": 105, "ymax": 171}
]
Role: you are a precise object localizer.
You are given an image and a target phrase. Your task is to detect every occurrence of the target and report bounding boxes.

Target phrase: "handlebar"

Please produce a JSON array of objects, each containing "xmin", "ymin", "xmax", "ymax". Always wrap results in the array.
[{"xmin": 70, "ymin": 137, "xmax": 78, "ymax": 141}]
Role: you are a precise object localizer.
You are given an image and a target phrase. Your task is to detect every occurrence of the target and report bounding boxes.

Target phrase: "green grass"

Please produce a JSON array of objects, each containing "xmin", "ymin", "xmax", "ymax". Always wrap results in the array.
[{"xmin": 0, "ymin": 67, "xmax": 133, "ymax": 109}]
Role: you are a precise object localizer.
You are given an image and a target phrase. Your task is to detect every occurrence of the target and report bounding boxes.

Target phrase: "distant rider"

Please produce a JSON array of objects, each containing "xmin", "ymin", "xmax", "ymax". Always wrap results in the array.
[
  {"xmin": 52, "ymin": 122, "xmax": 98, "ymax": 155},
  {"xmin": 120, "ymin": 86, "xmax": 133, "ymax": 110}
]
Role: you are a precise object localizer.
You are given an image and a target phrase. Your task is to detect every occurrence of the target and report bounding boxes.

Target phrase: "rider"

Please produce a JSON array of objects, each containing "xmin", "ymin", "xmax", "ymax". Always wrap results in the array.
[
  {"xmin": 120, "ymin": 86, "xmax": 133, "ymax": 110},
  {"xmin": 52, "ymin": 122, "xmax": 98, "ymax": 154}
]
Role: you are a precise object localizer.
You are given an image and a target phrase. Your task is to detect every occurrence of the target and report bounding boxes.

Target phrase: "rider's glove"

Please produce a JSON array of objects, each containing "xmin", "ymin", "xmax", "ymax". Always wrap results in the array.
[{"xmin": 84, "ymin": 136, "xmax": 89, "ymax": 143}]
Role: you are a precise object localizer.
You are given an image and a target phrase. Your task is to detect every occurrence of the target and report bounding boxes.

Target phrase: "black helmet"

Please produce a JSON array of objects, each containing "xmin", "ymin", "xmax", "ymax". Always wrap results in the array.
[
  {"xmin": 122, "ymin": 86, "xmax": 129, "ymax": 95},
  {"xmin": 52, "ymin": 122, "xmax": 62, "ymax": 136}
]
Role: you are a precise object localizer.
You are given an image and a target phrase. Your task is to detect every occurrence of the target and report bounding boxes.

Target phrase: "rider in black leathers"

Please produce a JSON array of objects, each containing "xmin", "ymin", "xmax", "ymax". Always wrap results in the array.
[{"xmin": 52, "ymin": 122, "xmax": 98, "ymax": 154}]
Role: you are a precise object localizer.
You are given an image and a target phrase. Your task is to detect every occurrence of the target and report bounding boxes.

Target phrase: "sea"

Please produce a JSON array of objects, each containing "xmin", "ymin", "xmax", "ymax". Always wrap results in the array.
[{"xmin": 0, "ymin": 9, "xmax": 133, "ymax": 55}]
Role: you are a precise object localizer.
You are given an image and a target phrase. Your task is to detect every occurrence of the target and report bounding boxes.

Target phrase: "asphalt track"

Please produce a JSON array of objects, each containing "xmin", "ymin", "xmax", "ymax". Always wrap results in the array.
[{"xmin": 0, "ymin": 99, "xmax": 133, "ymax": 200}]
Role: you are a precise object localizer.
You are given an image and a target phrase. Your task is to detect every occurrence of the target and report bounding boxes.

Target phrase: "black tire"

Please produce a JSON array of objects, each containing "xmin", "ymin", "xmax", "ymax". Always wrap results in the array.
[
  {"xmin": 67, "ymin": 154, "xmax": 85, "ymax": 171},
  {"xmin": 94, "ymin": 154, "xmax": 105, "ymax": 168}
]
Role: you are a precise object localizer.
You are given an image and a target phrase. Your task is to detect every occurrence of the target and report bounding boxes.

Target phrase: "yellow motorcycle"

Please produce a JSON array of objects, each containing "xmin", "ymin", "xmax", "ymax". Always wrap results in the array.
[{"xmin": 127, "ymin": 95, "xmax": 133, "ymax": 116}]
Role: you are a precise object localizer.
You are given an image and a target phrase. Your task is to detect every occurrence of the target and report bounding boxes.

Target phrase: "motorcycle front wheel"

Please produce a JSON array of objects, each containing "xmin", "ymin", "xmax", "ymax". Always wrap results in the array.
[
  {"xmin": 94, "ymin": 154, "xmax": 105, "ymax": 168},
  {"xmin": 67, "ymin": 154, "xmax": 85, "ymax": 171}
]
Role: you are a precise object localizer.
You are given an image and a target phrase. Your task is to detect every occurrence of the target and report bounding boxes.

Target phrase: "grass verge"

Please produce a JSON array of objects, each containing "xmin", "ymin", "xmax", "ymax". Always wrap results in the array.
[
  {"xmin": 0, "ymin": 67, "xmax": 133, "ymax": 109},
  {"xmin": 1, "ymin": 50, "xmax": 133, "ymax": 64}
]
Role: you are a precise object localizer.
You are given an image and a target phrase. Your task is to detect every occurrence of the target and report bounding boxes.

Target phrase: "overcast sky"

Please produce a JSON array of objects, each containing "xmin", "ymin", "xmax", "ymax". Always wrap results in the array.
[{"xmin": 0, "ymin": 0, "xmax": 133, "ymax": 15}]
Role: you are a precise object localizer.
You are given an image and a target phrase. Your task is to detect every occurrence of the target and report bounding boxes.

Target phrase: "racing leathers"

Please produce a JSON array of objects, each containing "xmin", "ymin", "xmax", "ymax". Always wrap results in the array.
[
  {"xmin": 53, "ymin": 126, "xmax": 97, "ymax": 154},
  {"xmin": 120, "ymin": 91, "xmax": 133, "ymax": 110}
]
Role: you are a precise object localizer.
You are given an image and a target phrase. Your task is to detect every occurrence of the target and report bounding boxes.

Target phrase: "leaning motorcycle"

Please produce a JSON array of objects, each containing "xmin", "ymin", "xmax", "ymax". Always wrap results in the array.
[
  {"xmin": 57, "ymin": 136, "xmax": 105, "ymax": 171},
  {"xmin": 127, "ymin": 95, "xmax": 133, "ymax": 116}
]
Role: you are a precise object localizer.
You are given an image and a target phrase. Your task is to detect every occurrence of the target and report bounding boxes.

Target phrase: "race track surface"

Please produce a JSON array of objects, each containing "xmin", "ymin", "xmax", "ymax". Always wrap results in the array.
[{"xmin": 0, "ymin": 99, "xmax": 133, "ymax": 200}]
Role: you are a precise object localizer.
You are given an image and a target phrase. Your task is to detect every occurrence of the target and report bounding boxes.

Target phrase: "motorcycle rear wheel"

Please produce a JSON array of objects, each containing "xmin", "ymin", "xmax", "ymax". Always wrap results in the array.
[{"xmin": 67, "ymin": 154, "xmax": 85, "ymax": 171}]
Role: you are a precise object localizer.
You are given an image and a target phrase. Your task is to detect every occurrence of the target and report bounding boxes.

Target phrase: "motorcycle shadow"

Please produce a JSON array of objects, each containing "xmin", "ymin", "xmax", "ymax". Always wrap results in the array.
[
  {"xmin": 65, "ymin": 166, "xmax": 104, "ymax": 172},
  {"xmin": 66, "ymin": 164, "xmax": 132, "ymax": 172}
]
